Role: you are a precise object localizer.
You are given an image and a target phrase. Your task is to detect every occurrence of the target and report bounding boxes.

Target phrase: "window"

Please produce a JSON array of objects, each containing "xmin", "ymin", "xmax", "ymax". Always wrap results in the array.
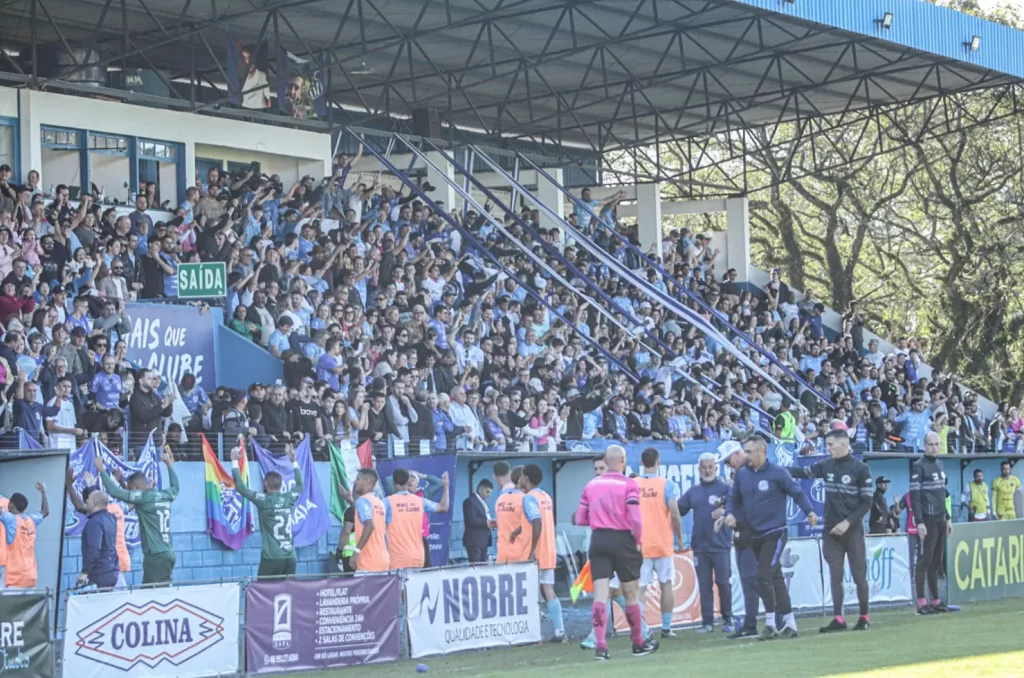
[
  {"xmin": 138, "ymin": 140, "xmax": 176, "ymax": 159},
  {"xmin": 0, "ymin": 124, "xmax": 14, "ymax": 173},
  {"xmin": 42, "ymin": 128, "xmax": 80, "ymax": 148},
  {"xmin": 89, "ymin": 133, "xmax": 128, "ymax": 152}
]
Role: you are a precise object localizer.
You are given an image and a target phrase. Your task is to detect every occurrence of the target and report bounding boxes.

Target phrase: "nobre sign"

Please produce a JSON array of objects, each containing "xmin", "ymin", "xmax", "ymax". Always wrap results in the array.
[
  {"xmin": 177, "ymin": 262, "xmax": 226, "ymax": 298},
  {"xmin": 405, "ymin": 563, "xmax": 540, "ymax": 658}
]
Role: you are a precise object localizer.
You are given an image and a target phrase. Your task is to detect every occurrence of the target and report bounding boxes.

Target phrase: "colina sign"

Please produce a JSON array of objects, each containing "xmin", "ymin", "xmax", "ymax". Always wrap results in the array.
[{"xmin": 74, "ymin": 599, "xmax": 225, "ymax": 671}]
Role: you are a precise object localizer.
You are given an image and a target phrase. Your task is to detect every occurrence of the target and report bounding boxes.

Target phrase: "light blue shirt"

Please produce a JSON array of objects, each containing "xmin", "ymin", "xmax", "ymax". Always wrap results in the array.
[
  {"xmin": 268, "ymin": 330, "xmax": 291, "ymax": 355},
  {"xmin": 355, "ymin": 495, "xmax": 393, "ymax": 525}
]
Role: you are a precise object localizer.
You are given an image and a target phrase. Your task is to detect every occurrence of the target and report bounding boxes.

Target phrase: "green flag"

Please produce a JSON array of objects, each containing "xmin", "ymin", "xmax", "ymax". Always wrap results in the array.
[{"xmin": 328, "ymin": 439, "xmax": 361, "ymax": 522}]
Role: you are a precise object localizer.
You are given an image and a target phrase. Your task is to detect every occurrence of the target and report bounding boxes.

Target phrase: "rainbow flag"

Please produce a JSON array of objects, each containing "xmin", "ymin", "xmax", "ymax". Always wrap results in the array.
[
  {"xmin": 204, "ymin": 434, "xmax": 253, "ymax": 550},
  {"xmin": 570, "ymin": 561, "xmax": 593, "ymax": 603}
]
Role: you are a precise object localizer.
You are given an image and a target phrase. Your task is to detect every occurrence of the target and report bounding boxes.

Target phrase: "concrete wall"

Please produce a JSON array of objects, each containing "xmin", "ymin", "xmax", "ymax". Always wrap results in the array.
[
  {"xmin": 41, "ymin": 148, "xmax": 81, "ymax": 189},
  {"xmin": 4, "ymin": 87, "xmax": 332, "ymax": 190},
  {"xmin": 87, "ymin": 153, "xmax": 131, "ymax": 202}
]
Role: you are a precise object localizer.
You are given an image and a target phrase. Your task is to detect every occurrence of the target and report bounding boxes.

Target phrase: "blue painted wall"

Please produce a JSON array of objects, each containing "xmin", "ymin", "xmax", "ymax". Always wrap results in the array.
[{"xmin": 216, "ymin": 322, "xmax": 284, "ymax": 390}]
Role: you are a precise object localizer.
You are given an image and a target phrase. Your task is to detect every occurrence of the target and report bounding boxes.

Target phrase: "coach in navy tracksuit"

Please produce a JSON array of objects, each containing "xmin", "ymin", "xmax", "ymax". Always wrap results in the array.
[
  {"xmin": 719, "ymin": 441, "xmax": 760, "ymax": 638},
  {"xmin": 679, "ymin": 452, "xmax": 734, "ymax": 634},
  {"xmin": 725, "ymin": 434, "xmax": 817, "ymax": 640}
]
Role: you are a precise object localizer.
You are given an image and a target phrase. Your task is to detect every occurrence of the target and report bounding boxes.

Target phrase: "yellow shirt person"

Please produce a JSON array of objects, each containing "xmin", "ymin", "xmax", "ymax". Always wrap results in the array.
[
  {"xmin": 992, "ymin": 466, "xmax": 1021, "ymax": 520},
  {"xmin": 965, "ymin": 476, "xmax": 990, "ymax": 521}
]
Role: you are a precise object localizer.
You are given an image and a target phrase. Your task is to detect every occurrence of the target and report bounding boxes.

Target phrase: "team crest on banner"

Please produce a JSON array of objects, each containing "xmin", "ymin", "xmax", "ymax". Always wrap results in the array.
[{"xmin": 65, "ymin": 434, "xmax": 161, "ymax": 548}]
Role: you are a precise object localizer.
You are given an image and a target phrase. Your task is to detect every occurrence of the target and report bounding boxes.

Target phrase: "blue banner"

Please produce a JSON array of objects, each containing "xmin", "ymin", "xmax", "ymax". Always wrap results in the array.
[
  {"xmin": 570, "ymin": 438, "xmax": 791, "ymax": 540},
  {"xmin": 251, "ymin": 436, "xmax": 331, "ymax": 548},
  {"xmin": 376, "ymin": 455, "xmax": 458, "ymax": 566},
  {"xmin": 65, "ymin": 433, "xmax": 161, "ymax": 548},
  {"xmin": 787, "ymin": 454, "xmax": 827, "ymax": 537},
  {"xmin": 125, "ymin": 302, "xmax": 217, "ymax": 388},
  {"xmin": 18, "ymin": 429, "xmax": 42, "ymax": 449}
]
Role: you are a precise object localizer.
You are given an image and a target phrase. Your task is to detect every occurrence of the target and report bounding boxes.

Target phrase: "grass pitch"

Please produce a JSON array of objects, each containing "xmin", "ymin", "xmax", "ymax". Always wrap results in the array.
[{"xmin": 313, "ymin": 598, "xmax": 1024, "ymax": 678}]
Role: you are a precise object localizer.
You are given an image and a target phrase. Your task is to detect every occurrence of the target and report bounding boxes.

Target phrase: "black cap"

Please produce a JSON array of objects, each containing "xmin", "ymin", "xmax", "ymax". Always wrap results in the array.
[{"xmin": 876, "ymin": 476, "xmax": 890, "ymax": 484}]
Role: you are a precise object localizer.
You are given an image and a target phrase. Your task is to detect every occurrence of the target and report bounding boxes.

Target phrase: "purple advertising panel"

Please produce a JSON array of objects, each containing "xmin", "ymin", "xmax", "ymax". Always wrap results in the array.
[{"xmin": 245, "ymin": 575, "xmax": 400, "ymax": 674}]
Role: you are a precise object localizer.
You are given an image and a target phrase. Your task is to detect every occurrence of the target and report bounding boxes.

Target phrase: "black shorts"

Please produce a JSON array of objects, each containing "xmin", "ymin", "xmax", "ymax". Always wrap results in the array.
[{"xmin": 589, "ymin": 529, "xmax": 642, "ymax": 584}]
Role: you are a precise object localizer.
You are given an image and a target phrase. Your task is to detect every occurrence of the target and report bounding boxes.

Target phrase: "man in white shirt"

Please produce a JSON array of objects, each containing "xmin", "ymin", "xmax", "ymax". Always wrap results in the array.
[
  {"xmin": 45, "ymin": 376, "xmax": 82, "ymax": 451},
  {"xmin": 864, "ymin": 339, "xmax": 886, "ymax": 369},
  {"xmin": 448, "ymin": 388, "xmax": 481, "ymax": 451},
  {"xmin": 455, "ymin": 329, "xmax": 485, "ymax": 373}
]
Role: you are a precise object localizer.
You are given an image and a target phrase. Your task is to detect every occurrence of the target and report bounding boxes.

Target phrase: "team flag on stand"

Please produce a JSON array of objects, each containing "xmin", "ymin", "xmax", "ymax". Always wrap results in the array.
[{"xmin": 204, "ymin": 434, "xmax": 253, "ymax": 549}]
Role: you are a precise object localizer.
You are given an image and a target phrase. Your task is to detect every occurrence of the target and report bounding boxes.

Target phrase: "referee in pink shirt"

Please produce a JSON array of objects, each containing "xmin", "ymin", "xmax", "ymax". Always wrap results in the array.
[{"xmin": 576, "ymin": 445, "xmax": 659, "ymax": 661}]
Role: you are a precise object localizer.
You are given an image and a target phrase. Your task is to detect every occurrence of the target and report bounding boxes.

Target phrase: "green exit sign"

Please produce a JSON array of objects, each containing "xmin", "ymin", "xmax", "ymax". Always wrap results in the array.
[{"xmin": 177, "ymin": 262, "xmax": 227, "ymax": 298}]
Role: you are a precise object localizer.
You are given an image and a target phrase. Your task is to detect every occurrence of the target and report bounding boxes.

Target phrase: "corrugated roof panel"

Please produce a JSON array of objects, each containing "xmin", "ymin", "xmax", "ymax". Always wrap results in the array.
[{"xmin": 733, "ymin": 0, "xmax": 1024, "ymax": 79}]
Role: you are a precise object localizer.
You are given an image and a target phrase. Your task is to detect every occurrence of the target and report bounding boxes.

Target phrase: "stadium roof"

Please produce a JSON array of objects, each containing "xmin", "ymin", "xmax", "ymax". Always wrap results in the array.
[{"xmin": 0, "ymin": 0, "xmax": 1022, "ymax": 152}]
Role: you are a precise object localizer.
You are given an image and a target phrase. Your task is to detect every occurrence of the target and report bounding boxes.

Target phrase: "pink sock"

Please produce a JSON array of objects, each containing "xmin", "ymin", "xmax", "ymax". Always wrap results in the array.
[
  {"xmin": 592, "ymin": 601, "xmax": 608, "ymax": 650},
  {"xmin": 860, "ymin": 615, "xmax": 869, "ymax": 622},
  {"xmin": 625, "ymin": 604, "xmax": 645, "ymax": 647},
  {"xmin": 917, "ymin": 598, "xmax": 926, "ymax": 607},
  {"xmin": 835, "ymin": 615, "xmax": 845, "ymax": 624},
  {"xmin": 932, "ymin": 598, "xmax": 941, "ymax": 607}
]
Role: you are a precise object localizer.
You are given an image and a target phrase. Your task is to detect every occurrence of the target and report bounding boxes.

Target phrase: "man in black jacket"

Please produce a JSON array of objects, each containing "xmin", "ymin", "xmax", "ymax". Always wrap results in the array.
[
  {"xmin": 361, "ymin": 391, "xmax": 389, "ymax": 454},
  {"xmin": 129, "ymin": 369, "xmax": 173, "ymax": 438},
  {"xmin": 868, "ymin": 476, "xmax": 896, "ymax": 535},
  {"xmin": 563, "ymin": 388, "xmax": 606, "ymax": 440},
  {"xmin": 909, "ymin": 431, "xmax": 953, "ymax": 615},
  {"xmin": 790, "ymin": 428, "xmax": 873, "ymax": 633},
  {"xmin": 462, "ymin": 479, "xmax": 494, "ymax": 562},
  {"xmin": 408, "ymin": 389, "xmax": 436, "ymax": 453},
  {"xmin": 262, "ymin": 385, "xmax": 293, "ymax": 444}
]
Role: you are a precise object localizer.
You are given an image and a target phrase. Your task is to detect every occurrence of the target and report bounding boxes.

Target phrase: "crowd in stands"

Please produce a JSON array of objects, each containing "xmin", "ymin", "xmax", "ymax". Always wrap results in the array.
[{"xmin": 0, "ymin": 147, "xmax": 1017, "ymax": 459}]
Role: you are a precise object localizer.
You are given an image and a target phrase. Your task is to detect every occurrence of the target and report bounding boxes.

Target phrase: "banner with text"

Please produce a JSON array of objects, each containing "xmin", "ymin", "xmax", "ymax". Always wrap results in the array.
[
  {"xmin": 245, "ymin": 575, "xmax": 400, "ymax": 674},
  {"xmin": 405, "ymin": 562, "xmax": 541, "ymax": 658},
  {"xmin": 0, "ymin": 591, "xmax": 53, "ymax": 678},
  {"xmin": 376, "ymin": 455, "xmax": 457, "ymax": 566},
  {"xmin": 732, "ymin": 536, "xmax": 825, "ymax": 616},
  {"xmin": 825, "ymin": 535, "xmax": 912, "ymax": 608},
  {"xmin": 612, "ymin": 551, "xmax": 714, "ymax": 630},
  {"xmin": 63, "ymin": 583, "xmax": 240, "ymax": 678},
  {"xmin": 252, "ymin": 437, "xmax": 331, "ymax": 548},
  {"xmin": 125, "ymin": 303, "xmax": 217, "ymax": 388},
  {"xmin": 947, "ymin": 518, "xmax": 1024, "ymax": 605}
]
